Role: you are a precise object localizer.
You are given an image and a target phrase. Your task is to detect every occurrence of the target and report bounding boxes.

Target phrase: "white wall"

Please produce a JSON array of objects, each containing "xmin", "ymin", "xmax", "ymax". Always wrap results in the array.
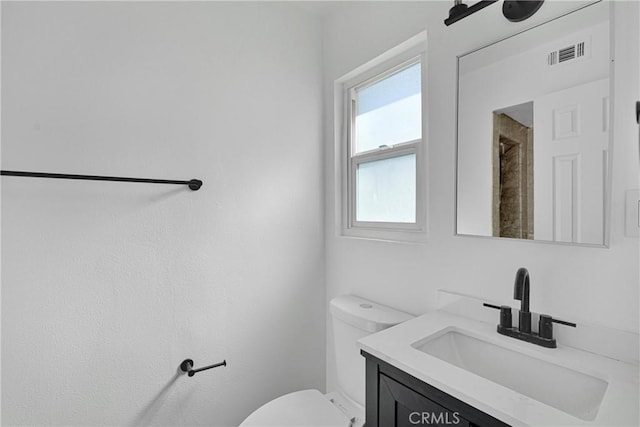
[
  {"xmin": 1, "ymin": 2, "xmax": 324, "ymax": 426},
  {"xmin": 324, "ymin": 1, "xmax": 639, "ymax": 392}
]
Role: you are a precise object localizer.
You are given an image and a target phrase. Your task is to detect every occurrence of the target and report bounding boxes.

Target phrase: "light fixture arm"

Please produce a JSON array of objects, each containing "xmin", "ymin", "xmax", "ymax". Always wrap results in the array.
[
  {"xmin": 445, "ymin": 0, "xmax": 544, "ymax": 26},
  {"xmin": 445, "ymin": 0, "xmax": 498, "ymax": 26}
]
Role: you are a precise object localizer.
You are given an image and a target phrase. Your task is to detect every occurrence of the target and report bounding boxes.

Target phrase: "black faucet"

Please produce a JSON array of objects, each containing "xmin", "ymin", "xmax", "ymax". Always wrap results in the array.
[
  {"xmin": 483, "ymin": 267, "xmax": 576, "ymax": 348},
  {"xmin": 513, "ymin": 267, "xmax": 531, "ymax": 333}
]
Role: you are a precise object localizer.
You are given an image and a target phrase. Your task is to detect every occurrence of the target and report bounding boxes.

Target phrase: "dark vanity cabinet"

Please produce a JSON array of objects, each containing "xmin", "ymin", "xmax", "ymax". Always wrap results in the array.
[{"xmin": 362, "ymin": 351, "xmax": 510, "ymax": 427}]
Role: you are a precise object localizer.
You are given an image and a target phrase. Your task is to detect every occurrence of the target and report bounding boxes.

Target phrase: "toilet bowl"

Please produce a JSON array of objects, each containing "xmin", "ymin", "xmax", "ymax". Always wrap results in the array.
[
  {"xmin": 239, "ymin": 295, "xmax": 413, "ymax": 427},
  {"xmin": 239, "ymin": 390, "xmax": 356, "ymax": 427}
]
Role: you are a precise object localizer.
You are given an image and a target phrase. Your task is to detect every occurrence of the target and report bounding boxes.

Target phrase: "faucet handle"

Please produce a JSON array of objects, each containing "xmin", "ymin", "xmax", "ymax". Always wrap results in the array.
[
  {"xmin": 482, "ymin": 303, "xmax": 513, "ymax": 328},
  {"xmin": 539, "ymin": 314, "xmax": 576, "ymax": 339},
  {"xmin": 499, "ymin": 305, "xmax": 513, "ymax": 329}
]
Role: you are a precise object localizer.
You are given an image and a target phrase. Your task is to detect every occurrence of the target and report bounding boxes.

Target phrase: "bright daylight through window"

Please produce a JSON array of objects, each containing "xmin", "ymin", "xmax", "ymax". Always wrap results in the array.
[{"xmin": 347, "ymin": 57, "xmax": 424, "ymax": 233}]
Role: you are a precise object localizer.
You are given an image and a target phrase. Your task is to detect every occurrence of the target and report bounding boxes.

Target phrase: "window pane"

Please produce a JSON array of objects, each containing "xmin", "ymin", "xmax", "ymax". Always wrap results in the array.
[
  {"xmin": 356, "ymin": 154, "xmax": 416, "ymax": 223},
  {"xmin": 355, "ymin": 62, "xmax": 421, "ymax": 153}
]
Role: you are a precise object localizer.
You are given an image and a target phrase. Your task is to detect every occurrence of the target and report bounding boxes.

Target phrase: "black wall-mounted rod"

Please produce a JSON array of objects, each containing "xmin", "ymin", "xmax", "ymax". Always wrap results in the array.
[
  {"xmin": 445, "ymin": 0, "xmax": 498, "ymax": 26},
  {"xmin": 180, "ymin": 359, "xmax": 226, "ymax": 377},
  {"xmin": 0, "ymin": 170, "xmax": 202, "ymax": 191}
]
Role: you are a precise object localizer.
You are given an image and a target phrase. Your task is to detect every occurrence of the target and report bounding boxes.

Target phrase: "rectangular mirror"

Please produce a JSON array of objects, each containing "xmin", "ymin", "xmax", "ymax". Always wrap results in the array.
[{"xmin": 455, "ymin": 1, "xmax": 611, "ymax": 246}]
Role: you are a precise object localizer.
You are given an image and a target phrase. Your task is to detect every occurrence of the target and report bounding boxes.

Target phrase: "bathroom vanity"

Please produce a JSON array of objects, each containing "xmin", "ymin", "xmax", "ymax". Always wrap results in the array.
[{"xmin": 358, "ymin": 305, "xmax": 639, "ymax": 427}]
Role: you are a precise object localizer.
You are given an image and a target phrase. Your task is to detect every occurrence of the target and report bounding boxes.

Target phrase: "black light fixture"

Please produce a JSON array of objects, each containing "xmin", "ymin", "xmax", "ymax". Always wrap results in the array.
[
  {"xmin": 445, "ymin": 0, "xmax": 544, "ymax": 26},
  {"xmin": 502, "ymin": 0, "xmax": 545, "ymax": 22}
]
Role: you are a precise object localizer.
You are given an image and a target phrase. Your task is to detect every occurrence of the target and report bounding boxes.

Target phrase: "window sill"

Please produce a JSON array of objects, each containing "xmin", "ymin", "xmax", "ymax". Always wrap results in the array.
[{"xmin": 340, "ymin": 226, "xmax": 427, "ymax": 244}]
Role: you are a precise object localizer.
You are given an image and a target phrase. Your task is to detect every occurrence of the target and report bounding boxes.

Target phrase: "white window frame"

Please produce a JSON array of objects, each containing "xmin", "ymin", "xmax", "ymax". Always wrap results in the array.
[{"xmin": 336, "ymin": 33, "xmax": 428, "ymax": 242}]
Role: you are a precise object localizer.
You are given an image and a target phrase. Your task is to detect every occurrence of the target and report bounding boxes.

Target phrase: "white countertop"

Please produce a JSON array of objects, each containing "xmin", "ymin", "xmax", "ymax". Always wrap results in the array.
[{"xmin": 358, "ymin": 310, "xmax": 639, "ymax": 427}]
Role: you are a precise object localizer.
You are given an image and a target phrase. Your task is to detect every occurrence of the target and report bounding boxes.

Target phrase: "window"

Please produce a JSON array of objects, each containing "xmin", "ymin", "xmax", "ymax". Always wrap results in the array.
[{"xmin": 339, "ymin": 40, "xmax": 426, "ymax": 241}]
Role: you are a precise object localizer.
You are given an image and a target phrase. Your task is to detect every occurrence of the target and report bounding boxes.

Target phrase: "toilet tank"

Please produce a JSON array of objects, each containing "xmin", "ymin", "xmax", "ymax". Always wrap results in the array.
[{"xmin": 330, "ymin": 295, "xmax": 413, "ymax": 407}]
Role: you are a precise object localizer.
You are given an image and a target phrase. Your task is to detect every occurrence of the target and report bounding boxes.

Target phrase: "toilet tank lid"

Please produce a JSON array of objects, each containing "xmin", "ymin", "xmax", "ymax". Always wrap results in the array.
[{"xmin": 330, "ymin": 295, "xmax": 414, "ymax": 333}]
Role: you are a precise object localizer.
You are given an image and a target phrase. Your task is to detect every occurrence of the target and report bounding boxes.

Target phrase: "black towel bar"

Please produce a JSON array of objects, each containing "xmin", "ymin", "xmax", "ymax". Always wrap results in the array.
[{"xmin": 0, "ymin": 170, "xmax": 202, "ymax": 191}]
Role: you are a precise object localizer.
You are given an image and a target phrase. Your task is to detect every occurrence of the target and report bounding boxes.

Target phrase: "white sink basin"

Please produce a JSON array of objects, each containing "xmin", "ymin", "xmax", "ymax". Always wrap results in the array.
[{"xmin": 412, "ymin": 328, "xmax": 609, "ymax": 421}]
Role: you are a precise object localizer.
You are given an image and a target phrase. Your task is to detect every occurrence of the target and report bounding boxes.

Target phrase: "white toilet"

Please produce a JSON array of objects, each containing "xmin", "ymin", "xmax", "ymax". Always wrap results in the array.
[{"xmin": 239, "ymin": 295, "xmax": 413, "ymax": 427}]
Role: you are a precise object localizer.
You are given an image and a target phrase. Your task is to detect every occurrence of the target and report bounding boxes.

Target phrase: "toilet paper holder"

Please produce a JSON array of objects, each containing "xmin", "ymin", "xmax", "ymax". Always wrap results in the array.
[{"xmin": 180, "ymin": 359, "xmax": 227, "ymax": 377}]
